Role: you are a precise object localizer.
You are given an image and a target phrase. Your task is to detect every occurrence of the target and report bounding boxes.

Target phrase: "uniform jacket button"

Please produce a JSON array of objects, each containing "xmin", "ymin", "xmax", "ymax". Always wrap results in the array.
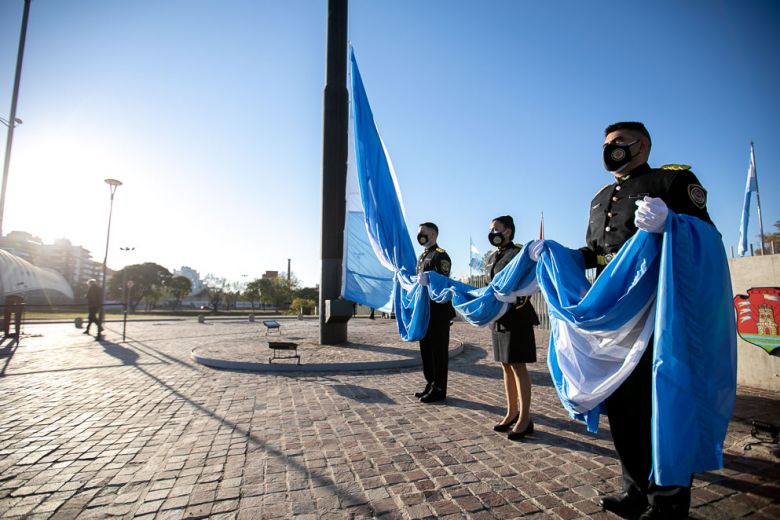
[{"xmin": 605, "ymin": 226, "xmax": 611, "ymax": 232}]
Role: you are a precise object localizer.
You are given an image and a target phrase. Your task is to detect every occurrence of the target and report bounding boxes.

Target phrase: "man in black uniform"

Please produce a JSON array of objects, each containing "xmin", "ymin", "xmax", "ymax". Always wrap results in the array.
[
  {"xmin": 529, "ymin": 122, "xmax": 714, "ymax": 520},
  {"xmin": 415, "ymin": 222, "xmax": 455, "ymax": 403}
]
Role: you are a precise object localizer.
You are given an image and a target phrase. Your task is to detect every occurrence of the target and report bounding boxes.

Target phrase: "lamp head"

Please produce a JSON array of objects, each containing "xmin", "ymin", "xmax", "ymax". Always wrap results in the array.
[{"xmin": 104, "ymin": 178, "xmax": 122, "ymax": 196}]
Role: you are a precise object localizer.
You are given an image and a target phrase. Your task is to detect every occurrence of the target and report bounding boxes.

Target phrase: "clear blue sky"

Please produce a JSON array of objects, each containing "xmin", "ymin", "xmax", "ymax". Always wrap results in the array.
[{"xmin": 1, "ymin": 0, "xmax": 778, "ymax": 287}]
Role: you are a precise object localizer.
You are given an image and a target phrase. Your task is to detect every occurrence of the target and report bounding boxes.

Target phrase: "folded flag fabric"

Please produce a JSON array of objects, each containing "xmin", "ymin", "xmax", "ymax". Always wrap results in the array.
[{"xmin": 400, "ymin": 214, "xmax": 736, "ymax": 486}]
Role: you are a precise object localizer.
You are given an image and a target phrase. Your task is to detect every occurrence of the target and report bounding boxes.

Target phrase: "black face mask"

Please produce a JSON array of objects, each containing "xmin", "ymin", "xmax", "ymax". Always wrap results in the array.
[
  {"xmin": 603, "ymin": 139, "xmax": 640, "ymax": 173},
  {"xmin": 488, "ymin": 231, "xmax": 505, "ymax": 247},
  {"xmin": 417, "ymin": 233, "xmax": 429, "ymax": 246}
]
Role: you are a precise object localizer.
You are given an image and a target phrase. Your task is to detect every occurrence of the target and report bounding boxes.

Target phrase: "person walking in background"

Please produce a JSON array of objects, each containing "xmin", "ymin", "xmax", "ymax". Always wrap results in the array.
[
  {"xmin": 485, "ymin": 216, "xmax": 539, "ymax": 440},
  {"xmin": 84, "ymin": 279, "xmax": 103, "ymax": 338},
  {"xmin": 415, "ymin": 222, "xmax": 455, "ymax": 403},
  {"xmin": 2, "ymin": 294, "xmax": 24, "ymax": 340}
]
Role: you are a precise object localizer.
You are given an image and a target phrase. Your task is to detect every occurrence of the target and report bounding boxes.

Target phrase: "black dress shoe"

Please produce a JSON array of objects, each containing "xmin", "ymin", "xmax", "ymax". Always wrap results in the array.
[
  {"xmin": 420, "ymin": 389, "xmax": 446, "ymax": 403},
  {"xmin": 414, "ymin": 384, "xmax": 432, "ymax": 398},
  {"xmin": 639, "ymin": 504, "xmax": 689, "ymax": 520},
  {"xmin": 493, "ymin": 414, "xmax": 520, "ymax": 432},
  {"xmin": 507, "ymin": 419, "xmax": 534, "ymax": 440},
  {"xmin": 599, "ymin": 493, "xmax": 648, "ymax": 518}
]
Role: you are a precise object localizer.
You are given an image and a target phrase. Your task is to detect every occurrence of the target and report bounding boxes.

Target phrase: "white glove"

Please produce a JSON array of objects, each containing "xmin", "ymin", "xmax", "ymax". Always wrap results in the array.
[
  {"xmin": 418, "ymin": 271, "xmax": 430, "ymax": 287},
  {"xmin": 528, "ymin": 240, "xmax": 544, "ymax": 262},
  {"xmin": 634, "ymin": 196, "xmax": 669, "ymax": 233}
]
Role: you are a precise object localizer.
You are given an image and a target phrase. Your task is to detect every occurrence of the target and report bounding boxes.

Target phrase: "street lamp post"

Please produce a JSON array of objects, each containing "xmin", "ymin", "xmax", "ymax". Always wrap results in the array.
[
  {"xmin": 99, "ymin": 178, "xmax": 122, "ymax": 333},
  {"xmin": 120, "ymin": 246, "xmax": 135, "ymax": 341},
  {"xmin": 0, "ymin": 0, "xmax": 32, "ymax": 238}
]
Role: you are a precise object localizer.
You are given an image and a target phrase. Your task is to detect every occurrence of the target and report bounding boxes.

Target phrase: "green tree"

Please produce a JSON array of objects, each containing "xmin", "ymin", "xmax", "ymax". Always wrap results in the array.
[
  {"xmin": 224, "ymin": 289, "xmax": 240, "ymax": 311},
  {"xmin": 258, "ymin": 273, "xmax": 300, "ymax": 309},
  {"xmin": 481, "ymin": 251, "xmax": 492, "ymax": 276},
  {"xmin": 168, "ymin": 276, "xmax": 192, "ymax": 310},
  {"xmin": 244, "ymin": 280, "xmax": 262, "ymax": 311},
  {"xmin": 758, "ymin": 220, "xmax": 780, "ymax": 255},
  {"xmin": 110, "ymin": 263, "xmax": 172, "ymax": 312},
  {"xmin": 294, "ymin": 286, "xmax": 319, "ymax": 301},
  {"xmin": 290, "ymin": 297, "xmax": 316, "ymax": 315}
]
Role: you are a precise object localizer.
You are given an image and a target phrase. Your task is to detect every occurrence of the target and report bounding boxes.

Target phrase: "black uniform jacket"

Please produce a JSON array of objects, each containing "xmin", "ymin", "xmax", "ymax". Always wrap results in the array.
[
  {"xmin": 417, "ymin": 245, "xmax": 455, "ymax": 320},
  {"xmin": 580, "ymin": 163, "xmax": 713, "ymax": 270},
  {"xmin": 486, "ymin": 243, "xmax": 539, "ymax": 330}
]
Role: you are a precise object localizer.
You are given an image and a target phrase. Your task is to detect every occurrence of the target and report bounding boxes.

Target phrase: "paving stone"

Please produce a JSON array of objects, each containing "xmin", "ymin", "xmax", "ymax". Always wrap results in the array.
[{"xmin": 0, "ymin": 320, "xmax": 777, "ymax": 519}]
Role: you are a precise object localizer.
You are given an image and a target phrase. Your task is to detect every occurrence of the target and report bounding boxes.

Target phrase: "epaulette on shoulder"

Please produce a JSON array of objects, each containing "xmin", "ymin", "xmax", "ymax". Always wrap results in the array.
[
  {"xmin": 513, "ymin": 242, "xmax": 523, "ymax": 250},
  {"xmin": 595, "ymin": 183, "xmax": 611, "ymax": 195},
  {"xmin": 661, "ymin": 164, "xmax": 691, "ymax": 171},
  {"xmin": 435, "ymin": 247, "xmax": 446, "ymax": 253}
]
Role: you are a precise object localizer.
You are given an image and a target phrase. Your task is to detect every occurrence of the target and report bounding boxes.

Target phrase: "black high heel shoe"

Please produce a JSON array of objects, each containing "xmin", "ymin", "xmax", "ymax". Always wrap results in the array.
[
  {"xmin": 507, "ymin": 419, "xmax": 534, "ymax": 441},
  {"xmin": 493, "ymin": 414, "xmax": 520, "ymax": 432}
]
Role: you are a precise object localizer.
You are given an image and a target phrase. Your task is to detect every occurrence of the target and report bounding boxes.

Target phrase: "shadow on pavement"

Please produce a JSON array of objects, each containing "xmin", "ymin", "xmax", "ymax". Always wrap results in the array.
[
  {"xmin": 446, "ymin": 396, "xmax": 505, "ymax": 416},
  {"xmin": 696, "ymin": 452, "xmax": 780, "ymax": 500},
  {"xmin": 91, "ymin": 336, "xmax": 371, "ymax": 508},
  {"xmin": 99, "ymin": 338, "xmax": 139, "ymax": 365},
  {"xmin": 338, "ymin": 341, "xmax": 419, "ymax": 359},
  {"xmin": 731, "ymin": 391, "xmax": 780, "ymax": 424},
  {"xmin": 116, "ymin": 329, "xmax": 198, "ymax": 371},
  {"xmin": 332, "ymin": 383, "xmax": 396, "ymax": 404},
  {"xmin": 0, "ymin": 335, "xmax": 20, "ymax": 376}
]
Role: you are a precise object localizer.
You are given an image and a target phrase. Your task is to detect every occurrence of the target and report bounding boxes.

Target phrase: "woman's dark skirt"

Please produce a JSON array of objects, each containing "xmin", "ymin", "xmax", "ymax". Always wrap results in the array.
[{"xmin": 492, "ymin": 300, "xmax": 539, "ymax": 364}]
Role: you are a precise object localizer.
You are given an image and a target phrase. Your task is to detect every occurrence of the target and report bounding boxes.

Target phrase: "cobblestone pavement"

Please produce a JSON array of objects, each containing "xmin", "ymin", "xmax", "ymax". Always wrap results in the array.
[{"xmin": 0, "ymin": 319, "xmax": 778, "ymax": 519}]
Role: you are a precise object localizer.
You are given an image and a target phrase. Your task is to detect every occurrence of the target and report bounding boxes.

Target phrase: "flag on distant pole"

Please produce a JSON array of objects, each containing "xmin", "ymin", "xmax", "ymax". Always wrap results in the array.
[
  {"xmin": 469, "ymin": 237, "xmax": 484, "ymax": 273},
  {"xmin": 539, "ymin": 212, "xmax": 545, "ymax": 240},
  {"xmin": 738, "ymin": 142, "xmax": 764, "ymax": 256}
]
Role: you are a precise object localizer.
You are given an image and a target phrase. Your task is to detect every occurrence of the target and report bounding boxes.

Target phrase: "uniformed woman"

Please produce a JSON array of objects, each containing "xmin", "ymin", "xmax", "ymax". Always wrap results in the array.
[{"xmin": 486, "ymin": 215, "xmax": 539, "ymax": 440}]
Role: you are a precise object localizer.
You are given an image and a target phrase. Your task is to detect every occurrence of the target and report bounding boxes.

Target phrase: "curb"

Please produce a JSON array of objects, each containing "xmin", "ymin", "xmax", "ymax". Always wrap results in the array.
[{"xmin": 191, "ymin": 341, "xmax": 465, "ymax": 373}]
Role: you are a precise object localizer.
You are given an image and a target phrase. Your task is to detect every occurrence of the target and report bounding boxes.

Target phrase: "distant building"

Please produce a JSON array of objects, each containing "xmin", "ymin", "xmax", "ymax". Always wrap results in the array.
[
  {"xmin": 0, "ymin": 231, "xmax": 42, "ymax": 263},
  {"xmin": 262, "ymin": 271, "xmax": 279, "ymax": 280},
  {"xmin": 174, "ymin": 265, "xmax": 204, "ymax": 295},
  {"xmin": 39, "ymin": 239, "xmax": 103, "ymax": 294},
  {"xmin": 0, "ymin": 231, "xmax": 105, "ymax": 297}
]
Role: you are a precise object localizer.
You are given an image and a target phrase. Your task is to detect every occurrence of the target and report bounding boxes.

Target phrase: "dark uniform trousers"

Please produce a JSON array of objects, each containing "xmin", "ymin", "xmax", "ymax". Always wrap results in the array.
[
  {"xmin": 417, "ymin": 244, "xmax": 453, "ymax": 394},
  {"xmin": 420, "ymin": 301, "xmax": 452, "ymax": 393},
  {"xmin": 605, "ymin": 337, "xmax": 691, "ymax": 510},
  {"xmin": 583, "ymin": 163, "xmax": 708, "ymax": 511}
]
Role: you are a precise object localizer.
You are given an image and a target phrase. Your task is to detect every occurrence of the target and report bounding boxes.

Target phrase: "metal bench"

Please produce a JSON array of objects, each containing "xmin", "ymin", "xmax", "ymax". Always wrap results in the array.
[
  {"xmin": 262, "ymin": 320, "xmax": 281, "ymax": 335},
  {"xmin": 268, "ymin": 341, "xmax": 300, "ymax": 364}
]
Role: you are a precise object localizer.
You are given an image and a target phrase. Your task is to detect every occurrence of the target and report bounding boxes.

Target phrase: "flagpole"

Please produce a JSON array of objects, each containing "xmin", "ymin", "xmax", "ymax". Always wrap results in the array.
[{"xmin": 751, "ymin": 142, "xmax": 766, "ymax": 254}]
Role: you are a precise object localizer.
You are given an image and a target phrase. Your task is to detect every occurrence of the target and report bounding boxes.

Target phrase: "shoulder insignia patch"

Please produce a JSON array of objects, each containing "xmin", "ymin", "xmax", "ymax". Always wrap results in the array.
[
  {"xmin": 661, "ymin": 164, "xmax": 691, "ymax": 171},
  {"xmin": 688, "ymin": 184, "xmax": 707, "ymax": 208},
  {"xmin": 440, "ymin": 260, "xmax": 451, "ymax": 275}
]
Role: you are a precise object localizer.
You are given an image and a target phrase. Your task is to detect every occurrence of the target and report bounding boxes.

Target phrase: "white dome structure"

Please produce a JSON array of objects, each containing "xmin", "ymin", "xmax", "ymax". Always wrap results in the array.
[{"xmin": 0, "ymin": 249, "xmax": 74, "ymax": 303}]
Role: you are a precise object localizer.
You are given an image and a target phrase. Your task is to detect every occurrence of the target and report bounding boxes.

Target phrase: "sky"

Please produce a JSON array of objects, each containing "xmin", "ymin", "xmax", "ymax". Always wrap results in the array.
[{"xmin": 1, "ymin": 0, "xmax": 778, "ymax": 287}]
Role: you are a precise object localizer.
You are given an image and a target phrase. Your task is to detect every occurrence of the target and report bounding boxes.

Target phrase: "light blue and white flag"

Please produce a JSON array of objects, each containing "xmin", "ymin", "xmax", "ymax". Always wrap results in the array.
[
  {"xmin": 469, "ymin": 238, "xmax": 484, "ymax": 272},
  {"xmin": 738, "ymin": 142, "xmax": 758, "ymax": 256},
  {"xmin": 343, "ymin": 49, "xmax": 420, "ymax": 319},
  {"xmin": 346, "ymin": 48, "xmax": 735, "ymax": 487}
]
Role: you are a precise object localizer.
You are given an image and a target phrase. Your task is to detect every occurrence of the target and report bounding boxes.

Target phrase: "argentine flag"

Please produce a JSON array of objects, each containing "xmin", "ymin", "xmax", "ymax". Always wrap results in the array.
[
  {"xmin": 469, "ymin": 238, "xmax": 484, "ymax": 272},
  {"xmin": 737, "ymin": 142, "xmax": 758, "ymax": 256},
  {"xmin": 346, "ymin": 47, "xmax": 735, "ymax": 487}
]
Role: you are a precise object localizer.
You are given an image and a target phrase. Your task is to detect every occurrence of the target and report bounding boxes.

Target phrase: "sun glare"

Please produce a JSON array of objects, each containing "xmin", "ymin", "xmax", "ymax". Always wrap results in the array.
[{"xmin": 5, "ymin": 128, "xmax": 134, "ymax": 251}]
